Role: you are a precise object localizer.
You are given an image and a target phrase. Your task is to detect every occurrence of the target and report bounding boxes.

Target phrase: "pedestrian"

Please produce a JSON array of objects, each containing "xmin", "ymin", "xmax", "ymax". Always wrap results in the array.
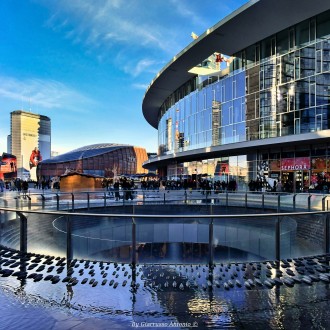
[{"xmin": 22, "ymin": 180, "xmax": 29, "ymax": 198}]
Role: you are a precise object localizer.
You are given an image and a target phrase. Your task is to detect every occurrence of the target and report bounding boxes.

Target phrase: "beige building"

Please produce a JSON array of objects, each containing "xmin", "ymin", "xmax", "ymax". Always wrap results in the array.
[{"xmin": 9, "ymin": 110, "xmax": 51, "ymax": 180}]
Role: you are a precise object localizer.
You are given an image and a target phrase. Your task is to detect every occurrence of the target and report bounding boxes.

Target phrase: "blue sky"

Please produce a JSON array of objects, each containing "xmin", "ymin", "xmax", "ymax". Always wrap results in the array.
[{"xmin": 0, "ymin": 0, "xmax": 247, "ymax": 156}]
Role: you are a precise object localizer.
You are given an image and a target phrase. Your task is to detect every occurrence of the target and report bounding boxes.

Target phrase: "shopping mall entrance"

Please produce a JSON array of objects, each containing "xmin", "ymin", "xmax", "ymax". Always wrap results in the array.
[{"xmin": 281, "ymin": 171, "xmax": 310, "ymax": 193}]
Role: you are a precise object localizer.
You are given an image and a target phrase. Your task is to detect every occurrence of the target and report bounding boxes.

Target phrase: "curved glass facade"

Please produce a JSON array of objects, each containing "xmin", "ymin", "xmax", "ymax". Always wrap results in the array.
[
  {"xmin": 154, "ymin": 10, "xmax": 330, "ymax": 193},
  {"xmin": 158, "ymin": 10, "xmax": 330, "ymax": 155}
]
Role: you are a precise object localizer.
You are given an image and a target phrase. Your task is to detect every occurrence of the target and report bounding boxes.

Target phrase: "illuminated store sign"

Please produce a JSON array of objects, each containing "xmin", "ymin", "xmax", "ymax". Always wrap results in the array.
[{"xmin": 281, "ymin": 157, "xmax": 310, "ymax": 171}]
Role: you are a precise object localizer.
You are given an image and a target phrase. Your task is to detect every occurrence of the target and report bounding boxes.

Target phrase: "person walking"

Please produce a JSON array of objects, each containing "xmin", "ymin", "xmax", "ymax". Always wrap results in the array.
[{"xmin": 22, "ymin": 180, "xmax": 29, "ymax": 198}]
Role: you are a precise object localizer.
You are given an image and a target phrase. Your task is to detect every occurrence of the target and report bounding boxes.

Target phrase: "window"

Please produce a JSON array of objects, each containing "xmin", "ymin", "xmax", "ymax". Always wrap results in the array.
[
  {"xmin": 255, "ymin": 44, "xmax": 260, "ymax": 62},
  {"xmin": 294, "ymin": 118, "xmax": 300, "ymax": 134},
  {"xmin": 295, "ymin": 56, "xmax": 300, "ymax": 79},
  {"xmin": 289, "ymin": 28, "xmax": 295, "ymax": 49}
]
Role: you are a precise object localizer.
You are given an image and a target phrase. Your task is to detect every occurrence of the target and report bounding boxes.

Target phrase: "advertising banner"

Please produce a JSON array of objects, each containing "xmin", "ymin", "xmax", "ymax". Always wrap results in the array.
[
  {"xmin": 0, "ymin": 153, "xmax": 17, "ymax": 180},
  {"xmin": 29, "ymin": 147, "xmax": 42, "ymax": 169}
]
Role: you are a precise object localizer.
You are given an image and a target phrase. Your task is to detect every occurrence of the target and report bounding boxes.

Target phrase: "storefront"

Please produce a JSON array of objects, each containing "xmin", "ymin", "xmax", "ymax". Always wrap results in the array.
[{"xmin": 269, "ymin": 157, "xmax": 310, "ymax": 192}]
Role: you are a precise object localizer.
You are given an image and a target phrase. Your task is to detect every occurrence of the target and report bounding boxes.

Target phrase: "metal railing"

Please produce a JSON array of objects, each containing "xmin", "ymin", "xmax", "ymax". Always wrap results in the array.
[
  {"xmin": 1, "ymin": 202, "xmax": 329, "ymax": 265},
  {"xmin": 2, "ymin": 189, "xmax": 330, "ymax": 212}
]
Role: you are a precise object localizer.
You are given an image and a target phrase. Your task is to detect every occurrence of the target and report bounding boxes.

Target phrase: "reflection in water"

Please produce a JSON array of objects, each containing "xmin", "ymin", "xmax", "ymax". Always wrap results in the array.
[{"xmin": 1, "ymin": 249, "xmax": 330, "ymax": 329}]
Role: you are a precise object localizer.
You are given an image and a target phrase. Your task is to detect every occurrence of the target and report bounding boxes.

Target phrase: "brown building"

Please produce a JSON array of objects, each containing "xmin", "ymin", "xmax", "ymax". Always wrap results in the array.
[
  {"xmin": 59, "ymin": 172, "xmax": 104, "ymax": 192},
  {"xmin": 37, "ymin": 143, "xmax": 148, "ymax": 179}
]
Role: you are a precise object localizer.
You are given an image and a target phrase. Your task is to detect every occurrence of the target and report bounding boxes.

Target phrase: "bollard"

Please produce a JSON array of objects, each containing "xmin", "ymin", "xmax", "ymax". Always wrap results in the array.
[
  {"xmin": 104, "ymin": 192, "xmax": 107, "ymax": 208},
  {"xmin": 277, "ymin": 194, "xmax": 281, "ymax": 212},
  {"xmin": 87, "ymin": 193, "xmax": 90, "ymax": 210}
]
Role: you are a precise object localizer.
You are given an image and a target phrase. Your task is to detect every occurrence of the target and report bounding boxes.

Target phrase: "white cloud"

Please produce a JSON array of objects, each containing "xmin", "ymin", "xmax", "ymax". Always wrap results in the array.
[
  {"xmin": 169, "ymin": 0, "xmax": 208, "ymax": 26},
  {"xmin": 132, "ymin": 83, "xmax": 149, "ymax": 90},
  {"xmin": 43, "ymin": 0, "xmax": 176, "ymax": 53},
  {"xmin": 123, "ymin": 58, "xmax": 161, "ymax": 77},
  {"xmin": 0, "ymin": 75, "xmax": 96, "ymax": 113}
]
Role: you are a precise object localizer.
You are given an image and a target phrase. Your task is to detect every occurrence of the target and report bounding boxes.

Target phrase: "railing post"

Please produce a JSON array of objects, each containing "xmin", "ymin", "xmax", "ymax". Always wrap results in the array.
[
  {"xmin": 322, "ymin": 196, "xmax": 327, "ymax": 211},
  {"xmin": 325, "ymin": 213, "xmax": 329, "ymax": 254},
  {"xmin": 262, "ymin": 192, "xmax": 265, "ymax": 210},
  {"xmin": 132, "ymin": 217, "xmax": 136, "ymax": 266},
  {"xmin": 87, "ymin": 192, "xmax": 90, "ymax": 210},
  {"xmin": 71, "ymin": 193, "xmax": 74, "ymax": 212},
  {"xmin": 226, "ymin": 191, "xmax": 229, "ymax": 207},
  {"xmin": 143, "ymin": 191, "xmax": 145, "ymax": 205},
  {"xmin": 308, "ymin": 194, "xmax": 311, "ymax": 212},
  {"xmin": 184, "ymin": 190, "xmax": 187, "ymax": 204},
  {"xmin": 104, "ymin": 192, "xmax": 106, "ymax": 208},
  {"xmin": 17, "ymin": 211, "xmax": 27, "ymax": 254},
  {"xmin": 163, "ymin": 193, "xmax": 166, "ymax": 205},
  {"xmin": 209, "ymin": 218, "xmax": 214, "ymax": 269},
  {"xmin": 276, "ymin": 215, "xmax": 281, "ymax": 261},
  {"xmin": 293, "ymin": 194, "xmax": 297, "ymax": 212},
  {"xmin": 245, "ymin": 192, "xmax": 248, "ymax": 209},
  {"xmin": 56, "ymin": 193, "xmax": 60, "ymax": 210},
  {"xmin": 66, "ymin": 215, "xmax": 73, "ymax": 261},
  {"xmin": 277, "ymin": 194, "xmax": 281, "ymax": 212},
  {"xmin": 41, "ymin": 194, "xmax": 45, "ymax": 209},
  {"xmin": 27, "ymin": 195, "xmax": 31, "ymax": 210}
]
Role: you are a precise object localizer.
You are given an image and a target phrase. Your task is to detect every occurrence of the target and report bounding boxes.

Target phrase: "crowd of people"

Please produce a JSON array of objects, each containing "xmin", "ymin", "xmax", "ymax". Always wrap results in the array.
[{"xmin": 0, "ymin": 178, "xmax": 53, "ymax": 193}]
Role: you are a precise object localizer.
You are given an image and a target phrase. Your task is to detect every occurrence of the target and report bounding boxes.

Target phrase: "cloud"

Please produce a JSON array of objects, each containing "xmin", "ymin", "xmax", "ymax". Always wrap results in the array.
[
  {"xmin": 0, "ymin": 75, "xmax": 96, "ymax": 113},
  {"xmin": 42, "ymin": 0, "xmax": 178, "ymax": 53},
  {"xmin": 169, "ymin": 0, "xmax": 208, "ymax": 26},
  {"xmin": 123, "ymin": 58, "xmax": 162, "ymax": 78},
  {"xmin": 131, "ymin": 83, "xmax": 149, "ymax": 90}
]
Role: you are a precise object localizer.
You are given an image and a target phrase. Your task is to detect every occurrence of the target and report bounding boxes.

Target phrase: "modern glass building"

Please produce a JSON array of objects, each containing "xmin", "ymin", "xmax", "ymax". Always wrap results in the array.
[
  {"xmin": 37, "ymin": 143, "xmax": 148, "ymax": 179},
  {"xmin": 142, "ymin": 0, "xmax": 330, "ymax": 193}
]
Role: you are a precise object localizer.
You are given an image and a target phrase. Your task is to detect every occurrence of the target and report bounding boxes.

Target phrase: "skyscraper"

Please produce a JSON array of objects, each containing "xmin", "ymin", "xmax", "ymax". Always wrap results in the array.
[{"xmin": 9, "ymin": 110, "xmax": 51, "ymax": 181}]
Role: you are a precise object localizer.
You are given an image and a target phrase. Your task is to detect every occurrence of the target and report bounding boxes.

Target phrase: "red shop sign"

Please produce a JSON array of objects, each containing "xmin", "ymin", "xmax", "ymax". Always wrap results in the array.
[{"xmin": 281, "ymin": 157, "xmax": 310, "ymax": 171}]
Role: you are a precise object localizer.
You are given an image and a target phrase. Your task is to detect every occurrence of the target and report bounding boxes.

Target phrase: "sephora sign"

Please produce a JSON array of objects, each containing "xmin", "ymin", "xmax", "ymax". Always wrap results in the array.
[{"xmin": 281, "ymin": 157, "xmax": 310, "ymax": 171}]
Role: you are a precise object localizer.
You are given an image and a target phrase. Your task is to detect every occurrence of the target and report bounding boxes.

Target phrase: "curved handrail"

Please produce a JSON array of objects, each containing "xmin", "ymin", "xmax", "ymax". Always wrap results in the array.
[
  {"xmin": 1, "ymin": 205, "xmax": 330, "ymax": 218},
  {"xmin": 1, "ymin": 192, "xmax": 329, "ymax": 264}
]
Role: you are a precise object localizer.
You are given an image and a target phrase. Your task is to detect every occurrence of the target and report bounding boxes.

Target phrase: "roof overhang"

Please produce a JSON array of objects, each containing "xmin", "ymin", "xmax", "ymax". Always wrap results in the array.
[
  {"xmin": 142, "ymin": 0, "xmax": 330, "ymax": 129},
  {"xmin": 142, "ymin": 131, "xmax": 330, "ymax": 169}
]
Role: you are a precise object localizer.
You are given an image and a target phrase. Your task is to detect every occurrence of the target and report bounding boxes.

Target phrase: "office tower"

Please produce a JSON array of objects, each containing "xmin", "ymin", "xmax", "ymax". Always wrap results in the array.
[{"xmin": 10, "ymin": 110, "xmax": 51, "ymax": 181}]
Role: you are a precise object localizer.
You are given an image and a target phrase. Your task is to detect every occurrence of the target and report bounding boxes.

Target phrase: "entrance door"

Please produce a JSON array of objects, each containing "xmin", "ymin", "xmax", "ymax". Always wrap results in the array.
[
  {"xmin": 294, "ymin": 171, "xmax": 303, "ymax": 193},
  {"xmin": 294, "ymin": 171, "xmax": 310, "ymax": 193}
]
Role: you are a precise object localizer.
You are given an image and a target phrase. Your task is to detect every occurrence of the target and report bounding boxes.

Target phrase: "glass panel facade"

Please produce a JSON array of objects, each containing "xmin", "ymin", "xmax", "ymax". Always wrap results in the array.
[
  {"xmin": 155, "ymin": 10, "xmax": 330, "ymax": 192},
  {"xmin": 158, "ymin": 10, "xmax": 330, "ymax": 156}
]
